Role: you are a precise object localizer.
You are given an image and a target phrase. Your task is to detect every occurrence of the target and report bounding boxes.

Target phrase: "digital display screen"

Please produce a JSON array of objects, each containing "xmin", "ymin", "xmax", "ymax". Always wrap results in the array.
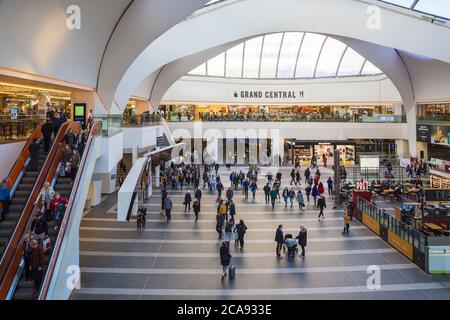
[{"xmin": 75, "ymin": 105, "xmax": 85, "ymax": 117}]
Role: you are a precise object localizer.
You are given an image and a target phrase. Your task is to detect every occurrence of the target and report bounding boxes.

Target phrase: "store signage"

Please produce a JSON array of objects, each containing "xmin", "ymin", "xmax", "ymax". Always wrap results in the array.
[
  {"xmin": 234, "ymin": 90, "xmax": 305, "ymax": 100},
  {"xmin": 156, "ymin": 136, "xmax": 164, "ymax": 147},
  {"xmin": 417, "ymin": 124, "xmax": 430, "ymax": 142}
]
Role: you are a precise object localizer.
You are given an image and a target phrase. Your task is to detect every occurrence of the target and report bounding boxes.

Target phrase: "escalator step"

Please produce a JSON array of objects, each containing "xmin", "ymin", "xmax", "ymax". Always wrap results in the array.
[
  {"xmin": 14, "ymin": 190, "xmax": 30, "ymax": 197},
  {"xmin": 13, "ymin": 287, "xmax": 36, "ymax": 300},
  {"xmin": 0, "ymin": 221, "xmax": 15, "ymax": 229},
  {"xmin": 3, "ymin": 213, "xmax": 20, "ymax": 221},
  {"xmin": 9, "ymin": 205, "xmax": 24, "ymax": 212},
  {"xmin": 11, "ymin": 197, "xmax": 27, "ymax": 205},
  {"xmin": 24, "ymin": 172, "xmax": 38, "ymax": 178},
  {"xmin": 21, "ymin": 177, "xmax": 36, "ymax": 184},
  {"xmin": 0, "ymin": 229, "xmax": 12, "ymax": 237},
  {"xmin": 16, "ymin": 184, "xmax": 34, "ymax": 191}
]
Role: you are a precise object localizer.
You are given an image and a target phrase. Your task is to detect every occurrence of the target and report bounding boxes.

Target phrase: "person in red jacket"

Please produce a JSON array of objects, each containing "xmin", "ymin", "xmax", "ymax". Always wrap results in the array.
[
  {"xmin": 50, "ymin": 192, "xmax": 68, "ymax": 230},
  {"xmin": 317, "ymin": 182, "xmax": 325, "ymax": 195},
  {"xmin": 29, "ymin": 239, "xmax": 45, "ymax": 294}
]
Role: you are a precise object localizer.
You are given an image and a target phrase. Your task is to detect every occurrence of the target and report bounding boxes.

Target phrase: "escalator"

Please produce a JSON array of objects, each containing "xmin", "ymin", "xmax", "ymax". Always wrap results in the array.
[
  {"xmin": 0, "ymin": 121, "xmax": 78, "ymax": 298},
  {"xmin": 7, "ymin": 122, "xmax": 100, "ymax": 300},
  {"xmin": 0, "ymin": 143, "xmax": 47, "ymax": 252}
]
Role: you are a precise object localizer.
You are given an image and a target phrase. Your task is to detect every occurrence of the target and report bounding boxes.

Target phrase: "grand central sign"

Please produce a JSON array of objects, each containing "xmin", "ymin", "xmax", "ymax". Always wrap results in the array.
[{"xmin": 234, "ymin": 90, "xmax": 305, "ymax": 99}]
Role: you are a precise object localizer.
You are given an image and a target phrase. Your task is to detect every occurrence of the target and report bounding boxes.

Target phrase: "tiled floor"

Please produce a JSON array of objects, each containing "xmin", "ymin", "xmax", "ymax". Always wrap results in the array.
[{"xmin": 72, "ymin": 167, "xmax": 450, "ymax": 300}]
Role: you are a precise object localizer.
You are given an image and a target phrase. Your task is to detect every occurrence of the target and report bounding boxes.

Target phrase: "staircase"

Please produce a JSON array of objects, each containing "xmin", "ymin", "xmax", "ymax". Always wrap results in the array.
[{"xmin": 0, "ymin": 143, "xmax": 47, "ymax": 257}]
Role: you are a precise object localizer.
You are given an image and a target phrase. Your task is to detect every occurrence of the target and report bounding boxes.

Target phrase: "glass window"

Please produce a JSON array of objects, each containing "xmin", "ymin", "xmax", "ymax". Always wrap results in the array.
[
  {"xmin": 277, "ymin": 32, "xmax": 303, "ymax": 79},
  {"xmin": 189, "ymin": 63, "xmax": 206, "ymax": 76},
  {"xmin": 295, "ymin": 33, "xmax": 326, "ymax": 78},
  {"xmin": 414, "ymin": 0, "xmax": 450, "ymax": 19},
  {"xmin": 361, "ymin": 61, "xmax": 383, "ymax": 75},
  {"xmin": 259, "ymin": 33, "xmax": 283, "ymax": 78},
  {"xmin": 338, "ymin": 48, "xmax": 366, "ymax": 76},
  {"xmin": 380, "ymin": 0, "xmax": 416, "ymax": 8},
  {"xmin": 226, "ymin": 43, "xmax": 244, "ymax": 77},
  {"xmin": 207, "ymin": 52, "xmax": 225, "ymax": 77},
  {"xmin": 242, "ymin": 36, "xmax": 263, "ymax": 78},
  {"xmin": 315, "ymin": 37, "xmax": 347, "ymax": 77}
]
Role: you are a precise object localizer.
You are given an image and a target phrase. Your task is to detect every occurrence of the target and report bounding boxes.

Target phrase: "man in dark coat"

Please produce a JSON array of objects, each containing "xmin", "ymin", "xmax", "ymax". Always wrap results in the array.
[
  {"xmin": 41, "ymin": 119, "xmax": 53, "ymax": 153},
  {"xmin": 220, "ymin": 241, "xmax": 232, "ymax": 281},
  {"xmin": 275, "ymin": 225, "xmax": 284, "ymax": 258},
  {"xmin": 296, "ymin": 226, "xmax": 307, "ymax": 258},
  {"xmin": 317, "ymin": 195, "xmax": 326, "ymax": 220},
  {"xmin": 28, "ymin": 138, "xmax": 40, "ymax": 171},
  {"xmin": 184, "ymin": 190, "xmax": 192, "ymax": 211}
]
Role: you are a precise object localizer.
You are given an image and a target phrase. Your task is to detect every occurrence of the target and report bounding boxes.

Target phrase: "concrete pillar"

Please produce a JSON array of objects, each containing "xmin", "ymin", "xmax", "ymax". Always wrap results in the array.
[
  {"xmin": 416, "ymin": 142, "xmax": 428, "ymax": 161},
  {"xmin": 395, "ymin": 140, "xmax": 409, "ymax": 159},
  {"xmin": 101, "ymin": 166, "xmax": 117, "ymax": 194},
  {"xmin": 131, "ymin": 144, "xmax": 138, "ymax": 165},
  {"xmin": 406, "ymin": 105, "xmax": 417, "ymax": 158},
  {"xmin": 88, "ymin": 180, "xmax": 103, "ymax": 207}
]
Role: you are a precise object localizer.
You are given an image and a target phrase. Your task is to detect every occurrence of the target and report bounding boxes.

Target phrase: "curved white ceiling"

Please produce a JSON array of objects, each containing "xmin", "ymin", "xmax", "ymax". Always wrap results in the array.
[{"xmin": 188, "ymin": 32, "xmax": 383, "ymax": 79}]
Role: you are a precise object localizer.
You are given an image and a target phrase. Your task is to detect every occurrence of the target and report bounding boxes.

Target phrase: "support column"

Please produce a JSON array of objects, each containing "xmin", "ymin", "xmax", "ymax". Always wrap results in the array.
[{"xmin": 406, "ymin": 105, "xmax": 417, "ymax": 158}]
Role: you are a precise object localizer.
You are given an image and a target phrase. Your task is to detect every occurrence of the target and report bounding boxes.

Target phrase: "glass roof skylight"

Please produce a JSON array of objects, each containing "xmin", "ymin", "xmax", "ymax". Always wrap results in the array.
[
  {"xmin": 378, "ymin": 0, "xmax": 449, "ymax": 19},
  {"xmin": 188, "ymin": 32, "xmax": 384, "ymax": 79}
]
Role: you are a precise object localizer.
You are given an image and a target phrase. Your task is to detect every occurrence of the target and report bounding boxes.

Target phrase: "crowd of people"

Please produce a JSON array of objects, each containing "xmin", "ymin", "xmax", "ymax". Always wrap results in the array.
[{"xmin": 153, "ymin": 160, "xmax": 353, "ymax": 282}]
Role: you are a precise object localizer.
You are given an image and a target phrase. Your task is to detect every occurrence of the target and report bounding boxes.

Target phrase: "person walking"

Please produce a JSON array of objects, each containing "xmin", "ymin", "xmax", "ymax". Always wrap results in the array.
[
  {"xmin": 184, "ymin": 190, "xmax": 192, "ymax": 211},
  {"xmin": 220, "ymin": 241, "xmax": 232, "ymax": 282},
  {"xmin": 28, "ymin": 138, "xmax": 40, "ymax": 171},
  {"xmin": 216, "ymin": 212, "xmax": 225, "ymax": 239},
  {"xmin": 250, "ymin": 181, "xmax": 258, "ymax": 200},
  {"xmin": 312, "ymin": 184, "xmax": 319, "ymax": 206},
  {"xmin": 290, "ymin": 169, "xmax": 295, "ymax": 185},
  {"xmin": 270, "ymin": 188, "xmax": 277, "ymax": 210},
  {"xmin": 317, "ymin": 195, "xmax": 326, "ymax": 221},
  {"xmin": 161, "ymin": 189, "xmax": 168, "ymax": 215},
  {"xmin": 304, "ymin": 167, "xmax": 311, "ymax": 182},
  {"xmin": 343, "ymin": 211, "xmax": 351, "ymax": 234},
  {"xmin": 165, "ymin": 196, "xmax": 173, "ymax": 222},
  {"xmin": 193, "ymin": 198, "xmax": 200, "ymax": 222},
  {"xmin": 225, "ymin": 219, "xmax": 234, "ymax": 242},
  {"xmin": 219, "ymin": 200, "xmax": 228, "ymax": 221},
  {"xmin": 226, "ymin": 187, "xmax": 234, "ymax": 203},
  {"xmin": 289, "ymin": 188, "xmax": 295, "ymax": 209},
  {"xmin": 295, "ymin": 170, "xmax": 301, "ymax": 186},
  {"xmin": 29, "ymin": 239, "xmax": 45, "ymax": 295},
  {"xmin": 305, "ymin": 184, "xmax": 311, "ymax": 203},
  {"xmin": 36, "ymin": 182, "xmax": 55, "ymax": 221},
  {"xmin": 282, "ymin": 187, "xmax": 289, "ymax": 208},
  {"xmin": 327, "ymin": 177, "xmax": 334, "ymax": 196},
  {"xmin": 0, "ymin": 179, "xmax": 11, "ymax": 221},
  {"xmin": 217, "ymin": 180, "xmax": 224, "ymax": 198},
  {"xmin": 41, "ymin": 119, "xmax": 53, "ymax": 153},
  {"xmin": 69, "ymin": 149, "xmax": 80, "ymax": 181},
  {"xmin": 228, "ymin": 199, "xmax": 236, "ymax": 223},
  {"xmin": 296, "ymin": 226, "xmax": 307, "ymax": 258},
  {"xmin": 263, "ymin": 183, "xmax": 271, "ymax": 204},
  {"xmin": 275, "ymin": 225, "xmax": 284, "ymax": 259},
  {"xmin": 242, "ymin": 178, "xmax": 249, "ymax": 199},
  {"xmin": 297, "ymin": 190, "xmax": 305, "ymax": 211},
  {"xmin": 235, "ymin": 219, "xmax": 247, "ymax": 251},
  {"xmin": 195, "ymin": 188, "xmax": 202, "ymax": 208},
  {"xmin": 318, "ymin": 182, "xmax": 325, "ymax": 195}
]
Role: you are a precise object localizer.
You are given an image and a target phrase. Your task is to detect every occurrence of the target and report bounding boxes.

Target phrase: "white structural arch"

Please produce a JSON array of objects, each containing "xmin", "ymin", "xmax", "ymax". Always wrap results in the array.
[
  {"xmin": 101, "ymin": 0, "xmax": 450, "ymax": 114},
  {"xmin": 147, "ymin": 35, "xmax": 415, "ymax": 109}
]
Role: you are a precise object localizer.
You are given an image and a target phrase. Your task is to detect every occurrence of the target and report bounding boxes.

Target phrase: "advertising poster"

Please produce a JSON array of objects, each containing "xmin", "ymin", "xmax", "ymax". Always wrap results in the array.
[
  {"xmin": 314, "ymin": 144, "xmax": 334, "ymax": 166},
  {"xmin": 430, "ymin": 126, "xmax": 449, "ymax": 146}
]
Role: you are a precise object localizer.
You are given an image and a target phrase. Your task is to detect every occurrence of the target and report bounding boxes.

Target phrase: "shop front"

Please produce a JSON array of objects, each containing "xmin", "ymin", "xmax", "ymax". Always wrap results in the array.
[
  {"xmin": 285, "ymin": 140, "xmax": 356, "ymax": 166},
  {"xmin": 160, "ymin": 103, "xmax": 403, "ymax": 123},
  {"xmin": 0, "ymin": 81, "xmax": 72, "ymax": 141}
]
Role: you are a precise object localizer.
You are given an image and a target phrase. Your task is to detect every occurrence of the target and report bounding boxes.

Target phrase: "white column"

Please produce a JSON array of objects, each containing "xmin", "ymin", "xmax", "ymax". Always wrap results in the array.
[{"xmin": 406, "ymin": 105, "xmax": 417, "ymax": 157}]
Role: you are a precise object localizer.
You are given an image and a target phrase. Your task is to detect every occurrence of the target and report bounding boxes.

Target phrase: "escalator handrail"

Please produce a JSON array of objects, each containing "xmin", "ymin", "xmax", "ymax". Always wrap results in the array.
[
  {"xmin": 5, "ymin": 123, "xmax": 43, "ymax": 189},
  {"xmin": 38, "ymin": 121, "xmax": 102, "ymax": 300},
  {"xmin": 0, "ymin": 122, "xmax": 75, "ymax": 298}
]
